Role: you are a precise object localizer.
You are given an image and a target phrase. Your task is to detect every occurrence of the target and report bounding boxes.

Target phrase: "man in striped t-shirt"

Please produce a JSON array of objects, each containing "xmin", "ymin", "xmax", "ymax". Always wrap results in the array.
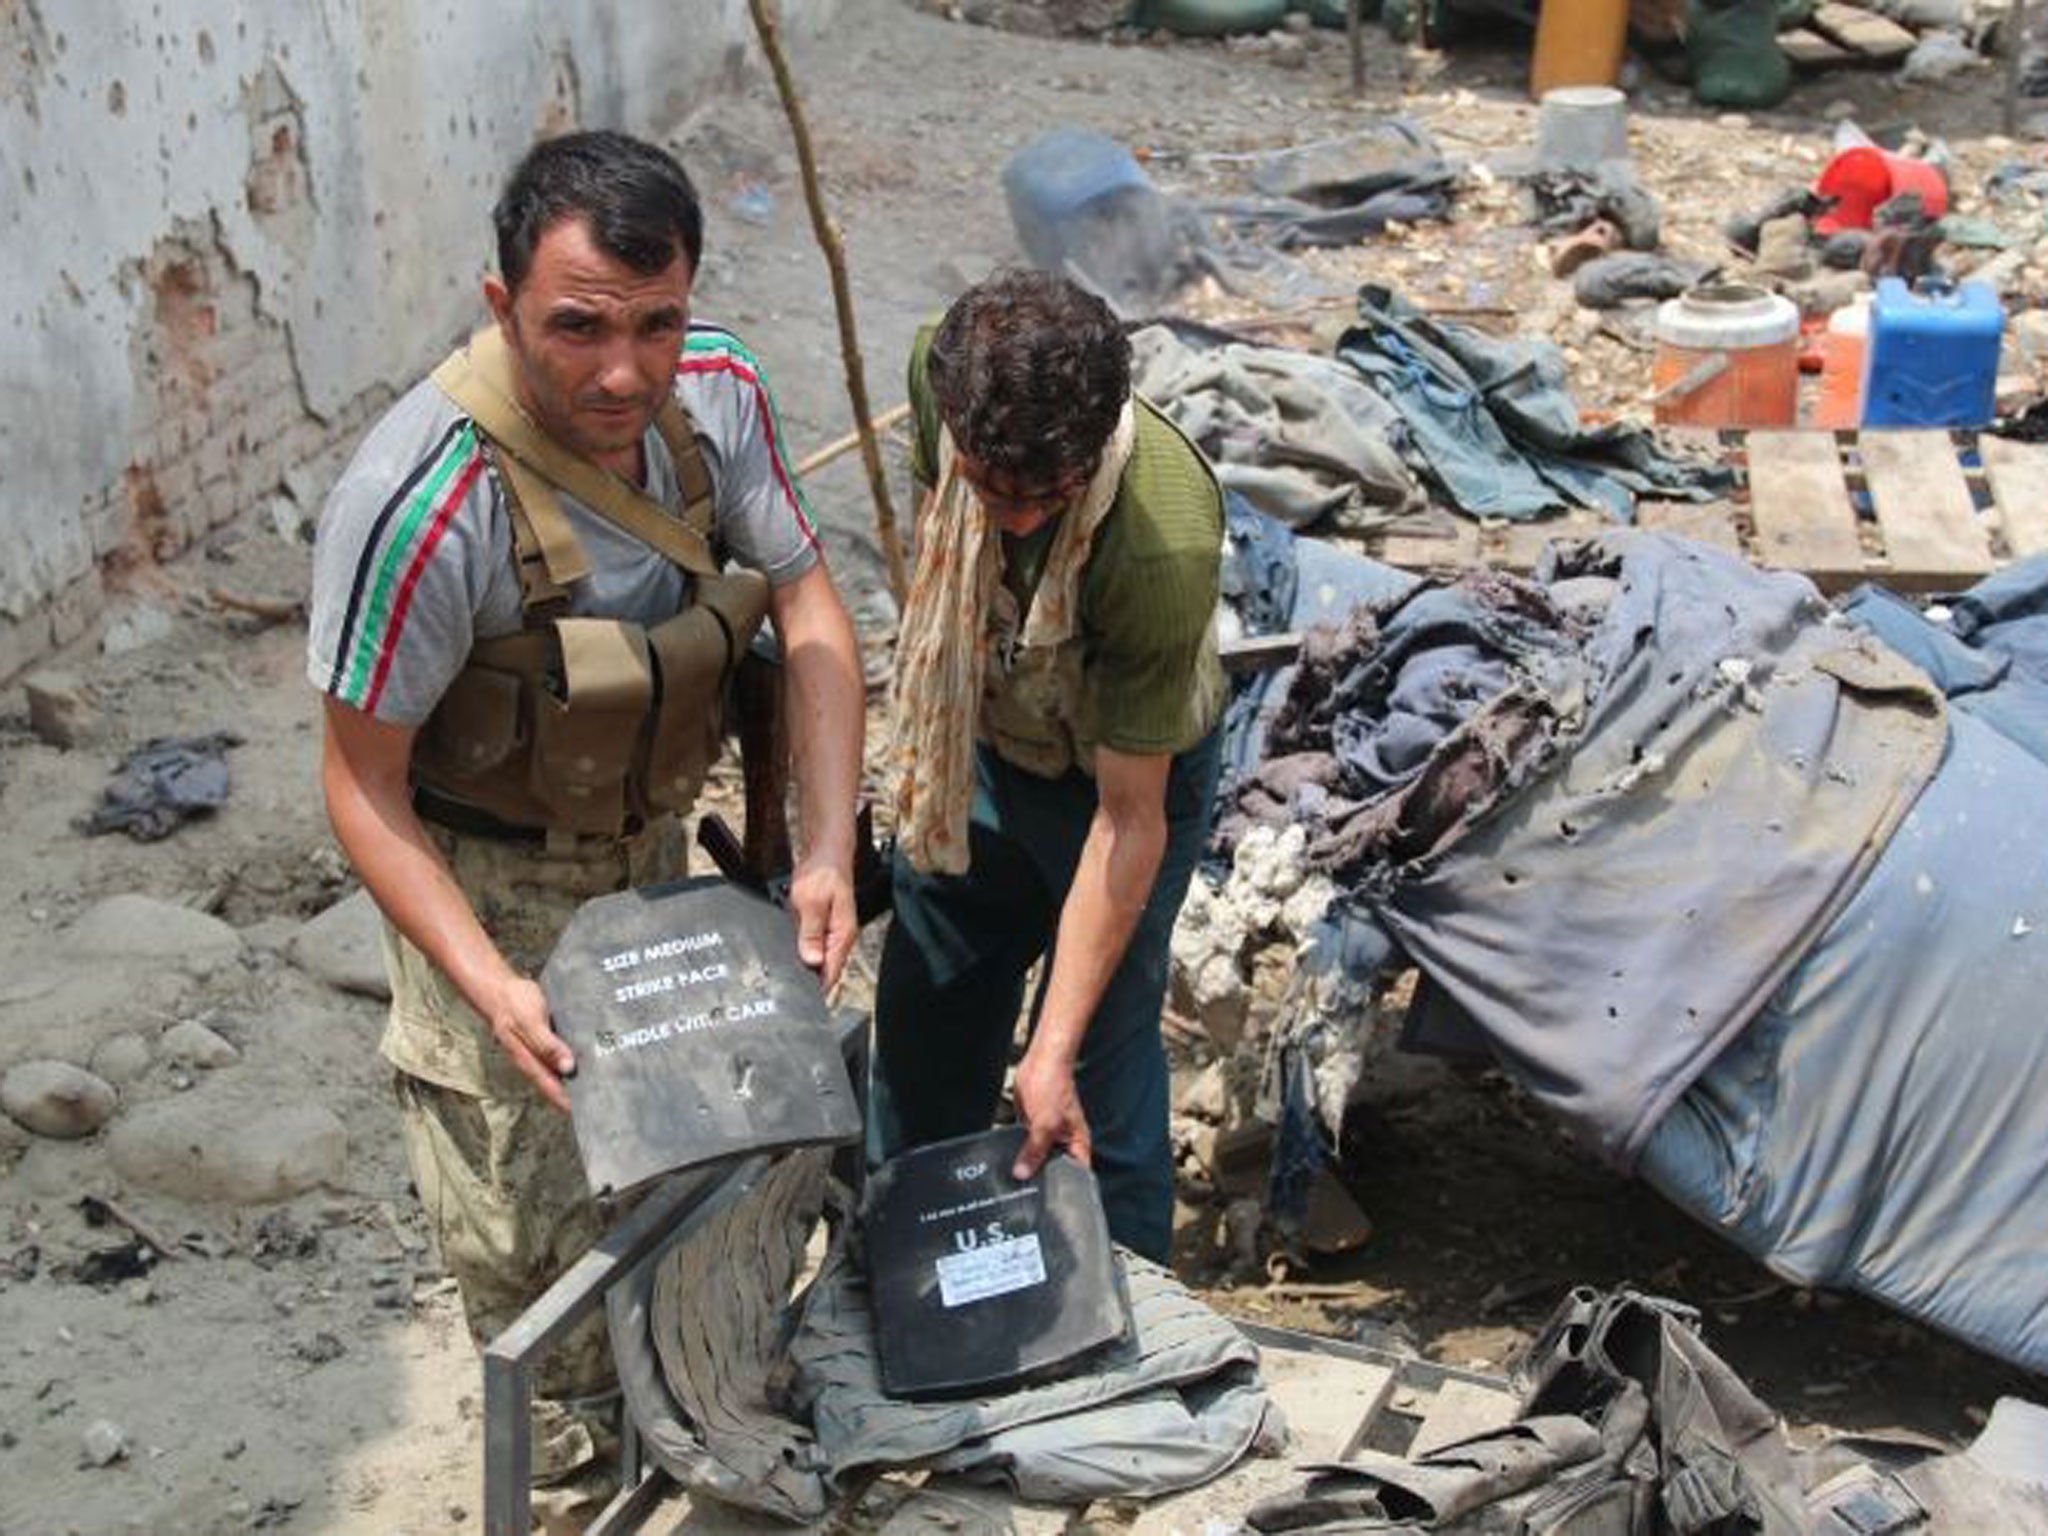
[{"xmin": 306, "ymin": 131, "xmax": 862, "ymax": 1506}]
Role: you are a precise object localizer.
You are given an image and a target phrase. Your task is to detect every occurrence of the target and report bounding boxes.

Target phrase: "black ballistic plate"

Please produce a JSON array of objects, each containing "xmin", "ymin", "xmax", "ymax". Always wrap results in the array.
[
  {"xmin": 542, "ymin": 877, "xmax": 860, "ymax": 1197},
  {"xmin": 862, "ymin": 1127, "xmax": 1133, "ymax": 1400}
]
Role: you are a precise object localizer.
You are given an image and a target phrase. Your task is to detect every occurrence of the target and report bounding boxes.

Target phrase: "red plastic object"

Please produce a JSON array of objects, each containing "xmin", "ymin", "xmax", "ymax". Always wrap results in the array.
[{"xmin": 1813, "ymin": 147, "xmax": 1949, "ymax": 235}]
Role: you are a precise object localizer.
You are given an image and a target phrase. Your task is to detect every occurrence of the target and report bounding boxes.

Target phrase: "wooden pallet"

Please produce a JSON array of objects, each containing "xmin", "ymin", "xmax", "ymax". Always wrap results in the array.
[{"xmin": 1362, "ymin": 429, "xmax": 2048, "ymax": 595}]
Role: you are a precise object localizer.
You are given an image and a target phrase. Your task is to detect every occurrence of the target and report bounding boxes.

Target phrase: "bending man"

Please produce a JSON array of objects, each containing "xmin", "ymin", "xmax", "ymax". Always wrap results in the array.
[{"xmin": 876, "ymin": 270, "xmax": 1225, "ymax": 1264}]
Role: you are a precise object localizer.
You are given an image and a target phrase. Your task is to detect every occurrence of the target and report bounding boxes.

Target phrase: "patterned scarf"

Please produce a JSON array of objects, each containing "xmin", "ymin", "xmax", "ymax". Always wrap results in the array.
[{"xmin": 890, "ymin": 401, "xmax": 1136, "ymax": 875}]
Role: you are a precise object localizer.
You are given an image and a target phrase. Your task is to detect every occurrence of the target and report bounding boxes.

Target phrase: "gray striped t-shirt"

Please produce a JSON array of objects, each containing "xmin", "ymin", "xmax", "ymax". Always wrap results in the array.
[{"xmin": 308, "ymin": 322, "xmax": 820, "ymax": 725}]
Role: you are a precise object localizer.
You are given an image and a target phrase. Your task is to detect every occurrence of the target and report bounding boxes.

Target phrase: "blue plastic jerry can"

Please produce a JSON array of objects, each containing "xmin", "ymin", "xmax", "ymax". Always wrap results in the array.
[
  {"xmin": 1860, "ymin": 277, "xmax": 2005, "ymax": 429},
  {"xmin": 1001, "ymin": 128, "xmax": 1173, "ymax": 312}
]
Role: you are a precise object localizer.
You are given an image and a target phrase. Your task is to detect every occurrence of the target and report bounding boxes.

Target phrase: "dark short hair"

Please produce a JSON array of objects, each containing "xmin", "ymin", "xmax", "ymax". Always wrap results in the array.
[
  {"xmin": 927, "ymin": 270, "xmax": 1130, "ymax": 487},
  {"xmin": 493, "ymin": 130, "xmax": 703, "ymax": 292}
]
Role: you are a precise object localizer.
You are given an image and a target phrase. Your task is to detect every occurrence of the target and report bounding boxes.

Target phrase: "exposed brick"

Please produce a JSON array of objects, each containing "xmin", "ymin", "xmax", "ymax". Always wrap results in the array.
[
  {"xmin": 150, "ymin": 455, "xmax": 201, "ymax": 528},
  {"xmin": 206, "ymin": 320, "xmax": 269, "ymax": 376},
  {"xmin": 244, "ymin": 393, "xmax": 310, "ymax": 456},
  {"xmin": 24, "ymin": 669, "xmax": 95, "ymax": 748},
  {"xmin": 0, "ymin": 607, "xmax": 54, "ymax": 688},
  {"xmin": 46, "ymin": 573, "xmax": 102, "ymax": 648}
]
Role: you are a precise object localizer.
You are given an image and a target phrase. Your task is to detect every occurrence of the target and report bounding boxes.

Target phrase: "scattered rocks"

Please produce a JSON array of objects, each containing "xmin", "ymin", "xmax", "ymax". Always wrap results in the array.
[
  {"xmin": 64, "ymin": 895, "xmax": 243, "ymax": 973},
  {"xmin": 99, "ymin": 602, "xmax": 177, "ymax": 658},
  {"xmin": 81, "ymin": 1418, "xmax": 129, "ymax": 1467},
  {"xmin": 1177, "ymin": 1060, "xmax": 1231, "ymax": 1123},
  {"xmin": 88, "ymin": 1033, "xmax": 153, "ymax": 1086},
  {"xmin": 2005, "ymin": 308, "xmax": 2048, "ymax": 372},
  {"xmin": 292, "ymin": 1332, "xmax": 346, "ymax": 1366},
  {"xmin": 1754, "ymin": 214, "xmax": 1813, "ymax": 280},
  {"xmin": 108, "ymin": 1101, "xmax": 347, "ymax": 1204},
  {"xmin": 159, "ymin": 1020, "xmax": 240, "ymax": 1070},
  {"xmin": 1787, "ymin": 269, "xmax": 1870, "ymax": 318},
  {"xmin": 1969, "ymin": 249, "xmax": 2027, "ymax": 296},
  {"xmin": 287, "ymin": 889, "xmax": 389, "ymax": 999},
  {"xmin": 252, "ymin": 1211, "xmax": 322, "ymax": 1267},
  {"xmin": 1168, "ymin": 880, "xmax": 1252, "ymax": 1050},
  {"xmin": 23, "ymin": 670, "xmax": 95, "ymax": 750},
  {"xmin": 1, "ymin": 1060, "xmax": 118, "ymax": 1140},
  {"xmin": 15, "ymin": 1136, "xmax": 115, "ymax": 1199}
]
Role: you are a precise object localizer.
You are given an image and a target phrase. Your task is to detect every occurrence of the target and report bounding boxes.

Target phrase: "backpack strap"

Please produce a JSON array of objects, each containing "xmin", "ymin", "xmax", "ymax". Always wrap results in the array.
[{"xmin": 431, "ymin": 326, "xmax": 721, "ymax": 577}]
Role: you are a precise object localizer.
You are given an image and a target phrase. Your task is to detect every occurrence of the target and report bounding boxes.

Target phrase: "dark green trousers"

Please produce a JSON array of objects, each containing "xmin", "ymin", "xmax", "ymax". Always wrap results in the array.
[{"xmin": 872, "ymin": 731, "xmax": 1222, "ymax": 1262}]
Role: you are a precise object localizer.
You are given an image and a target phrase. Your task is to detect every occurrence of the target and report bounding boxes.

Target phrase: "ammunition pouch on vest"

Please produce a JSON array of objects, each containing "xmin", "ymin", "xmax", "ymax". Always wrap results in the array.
[
  {"xmin": 979, "ymin": 402, "xmax": 1225, "ymax": 781},
  {"xmin": 411, "ymin": 326, "xmax": 769, "ymax": 839}
]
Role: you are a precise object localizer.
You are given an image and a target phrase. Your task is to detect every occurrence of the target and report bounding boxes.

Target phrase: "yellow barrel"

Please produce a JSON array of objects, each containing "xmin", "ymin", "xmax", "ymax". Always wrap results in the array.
[{"xmin": 1530, "ymin": 0, "xmax": 1631, "ymax": 96}]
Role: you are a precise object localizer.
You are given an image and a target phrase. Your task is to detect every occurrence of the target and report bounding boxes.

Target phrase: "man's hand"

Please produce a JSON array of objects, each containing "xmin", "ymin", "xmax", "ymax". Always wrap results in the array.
[
  {"xmin": 480, "ymin": 971, "xmax": 576, "ymax": 1112},
  {"xmin": 767, "ymin": 564, "xmax": 865, "ymax": 995},
  {"xmin": 1008, "ymin": 746, "xmax": 1170, "ymax": 1184},
  {"xmin": 1011, "ymin": 1044, "xmax": 1091, "ymax": 1180},
  {"xmin": 787, "ymin": 856, "xmax": 857, "ymax": 994},
  {"xmin": 322, "ymin": 697, "xmax": 579, "ymax": 1115}
]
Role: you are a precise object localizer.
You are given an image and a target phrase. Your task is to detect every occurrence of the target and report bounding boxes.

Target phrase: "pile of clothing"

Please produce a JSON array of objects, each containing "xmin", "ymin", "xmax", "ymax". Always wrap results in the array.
[
  {"xmin": 1135, "ymin": 291, "xmax": 1730, "ymax": 533},
  {"xmin": 1213, "ymin": 525, "xmax": 2048, "ymax": 1376}
]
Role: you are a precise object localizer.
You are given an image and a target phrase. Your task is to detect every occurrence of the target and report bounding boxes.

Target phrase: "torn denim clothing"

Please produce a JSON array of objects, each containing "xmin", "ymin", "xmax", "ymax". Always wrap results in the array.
[
  {"xmin": 1337, "ymin": 285, "xmax": 1734, "ymax": 520},
  {"xmin": 1233, "ymin": 532, "xmax": 1945, "ymax": 1168}
]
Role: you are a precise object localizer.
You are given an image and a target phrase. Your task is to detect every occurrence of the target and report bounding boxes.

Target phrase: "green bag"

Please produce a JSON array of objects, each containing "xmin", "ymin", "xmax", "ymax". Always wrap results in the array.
[
  {"xmin": 1686, "ymin": 0, "xmax": 1792, "ymax": 108},
  {"xmin": 1381, "ymin": 0, "xmax": 1461, "ymax": 39},
  {"xmin": 1305, "ymin": 0, "xmax": 1373, "ymax": 24},
  {"xmin": 1128, "ymin": 0, "xmax": 1291, "ymax": 33}
]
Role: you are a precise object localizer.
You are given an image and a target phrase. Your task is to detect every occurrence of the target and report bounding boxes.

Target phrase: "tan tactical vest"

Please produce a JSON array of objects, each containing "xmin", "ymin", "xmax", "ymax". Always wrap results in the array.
[
  {"xmin": 409, "ymin": 326, "xmax": 769, "ymax": 839},
  {"xmin": 978, "ymin": 407, "xmax": 1224, "ymax": 782},
  {"xmin": 981, "ymin": 586, "xmax": 1094, "ymax": 780}
]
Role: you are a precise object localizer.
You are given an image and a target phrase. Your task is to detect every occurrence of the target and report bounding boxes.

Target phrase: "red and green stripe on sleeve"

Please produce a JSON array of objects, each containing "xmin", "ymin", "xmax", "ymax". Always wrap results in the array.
[
  {"xmin": 679, "ymin": 326, "xmax": 819, "ymax": 548},
  {"xmin": 328, "ymin": 420, "xmax": 485, "ymax": 715}
]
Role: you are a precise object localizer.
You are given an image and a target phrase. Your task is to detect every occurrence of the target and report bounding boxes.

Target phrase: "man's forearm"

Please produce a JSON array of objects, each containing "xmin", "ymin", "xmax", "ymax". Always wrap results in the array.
[
  {"xmin": 321, "ymin": 698, "xmax": 574, "ymax": 1106},
  {"xmin": 322, "ymin": 757, "xmax": 519, "ymax": 1016},
  {"xmin": 777, "ymin": 574, "xmax": 864, "ymax": 872}
]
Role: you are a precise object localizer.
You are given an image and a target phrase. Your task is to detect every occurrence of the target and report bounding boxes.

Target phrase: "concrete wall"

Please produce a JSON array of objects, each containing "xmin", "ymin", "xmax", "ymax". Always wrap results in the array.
[{"xmin": 0, "ymin": 0, "xmax": 835, "ymax": 682}]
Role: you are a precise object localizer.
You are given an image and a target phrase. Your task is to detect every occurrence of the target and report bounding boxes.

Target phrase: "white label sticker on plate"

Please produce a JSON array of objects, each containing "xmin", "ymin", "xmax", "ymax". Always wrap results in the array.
[{"xmin": 935, "ymin": 1234, "xmax": 1047, "ymax": 1308}]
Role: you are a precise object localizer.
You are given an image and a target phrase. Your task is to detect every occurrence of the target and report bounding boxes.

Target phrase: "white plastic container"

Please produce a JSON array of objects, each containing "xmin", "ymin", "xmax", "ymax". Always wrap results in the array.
[
  {"xmin": 1535, "ymin": 86, "xmax": 1629, "ymax": 175},
  {"xmin": 1652, "ymin": 284, "xmax": 1801, "ymax": 428},
  {"xmin": 1816, "ymin": 300, "xmax": 1870, "ymax": 429}
]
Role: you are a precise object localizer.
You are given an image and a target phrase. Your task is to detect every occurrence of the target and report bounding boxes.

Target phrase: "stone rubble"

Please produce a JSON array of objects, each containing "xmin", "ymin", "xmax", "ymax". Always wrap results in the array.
[{"xmin": 0, "ymin": 1061, "xmax": 119, "ymax": 1141}]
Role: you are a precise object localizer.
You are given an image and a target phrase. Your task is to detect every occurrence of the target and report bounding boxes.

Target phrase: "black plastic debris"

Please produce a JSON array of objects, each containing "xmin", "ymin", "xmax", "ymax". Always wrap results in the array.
[
  {"xmin": 61, "ymin": 1241, "xmax": 158, "ymax": 1288},
  {"xmin": 543, "ymin": 877, "xmax": 860, "ymax": 1197},
  {"xmin": 862, "ymin": 1126, "xmax": 1132, "ymax": 1401},
  {"xmin": 77, "ymin": 730, "xmax": 243, "ymax": 841},
  {"xmin": 292, "ymin": 1332, "xmax": 346, "ymax": 1366},
  {"xmin": 1572, "ymin": 251, "xmax": 1718, "ymax": 309}
]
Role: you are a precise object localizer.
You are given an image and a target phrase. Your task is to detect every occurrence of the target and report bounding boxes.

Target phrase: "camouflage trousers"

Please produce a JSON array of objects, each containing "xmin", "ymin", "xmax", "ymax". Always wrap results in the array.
[{"xmin": 382, "ymin": 815, "xmax": 687, "ymax": 1491}]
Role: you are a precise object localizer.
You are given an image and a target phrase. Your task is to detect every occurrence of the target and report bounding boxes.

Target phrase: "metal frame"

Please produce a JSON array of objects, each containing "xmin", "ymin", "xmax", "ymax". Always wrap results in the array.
[
  {"xmin": 482, "ymin": 1154, "xmax": 770, "ymax": 1535},
  {"xmin": 1232, "ymin": 1320, "xmax": 1514, "ymax": 1462},
  {"xmin": 481, "ymin": 1013, "xmax": 868, "ymax": 1536}
]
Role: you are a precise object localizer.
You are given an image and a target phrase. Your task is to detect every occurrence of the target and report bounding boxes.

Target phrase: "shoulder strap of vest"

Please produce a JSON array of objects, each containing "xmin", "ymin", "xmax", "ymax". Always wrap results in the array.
[
  {"xmin": 653, "ymin": 397, "xmax": 716, "ymax": 543},
  {"xmin": 431, "ymin": 326, "xmax": 720, "ymax": 578},
  {"xmin": 490, "ymin": 444, "xmax": 583, "ymax": 611}
]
